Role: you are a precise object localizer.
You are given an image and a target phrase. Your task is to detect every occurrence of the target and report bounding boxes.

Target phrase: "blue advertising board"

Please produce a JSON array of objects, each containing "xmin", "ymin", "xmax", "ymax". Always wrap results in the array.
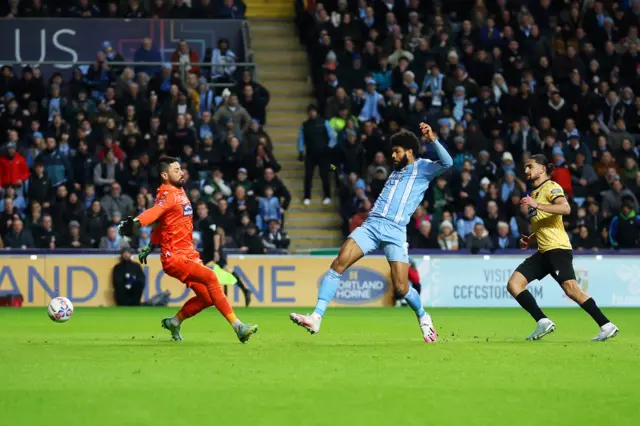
[
  {"xmin": 414, "ymin": 254, "xmax": 640, "ymax": 308},
  {"xmin": 0, "ymin": 18, "xmax": 245, "ymax": 75}
]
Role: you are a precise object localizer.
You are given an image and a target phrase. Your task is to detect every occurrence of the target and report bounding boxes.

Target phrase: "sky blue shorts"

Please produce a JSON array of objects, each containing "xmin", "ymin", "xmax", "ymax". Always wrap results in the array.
[{"xmin": 349, "ymin": 216, "xmax": 409, "ymax": 263}]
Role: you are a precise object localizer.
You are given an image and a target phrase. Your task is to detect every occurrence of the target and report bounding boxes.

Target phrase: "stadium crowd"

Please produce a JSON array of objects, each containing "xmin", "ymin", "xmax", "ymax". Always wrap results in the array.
[
  {"xmin": 0, "ymin": 0, "xmax": 247, "ymax": 19},
  {"xmin": 295, "ymin": 0, "xmax": 640, "ymax": 251},
  {"xmin": 0, "ymin": 13, "xmax": 295, "ymax": 254}
]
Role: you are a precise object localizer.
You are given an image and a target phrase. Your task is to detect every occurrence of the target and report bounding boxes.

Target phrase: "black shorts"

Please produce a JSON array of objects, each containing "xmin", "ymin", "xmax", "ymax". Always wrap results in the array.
[{"xmin": 515, "ymin": 249, "xmax": 576, "ymax": 284}]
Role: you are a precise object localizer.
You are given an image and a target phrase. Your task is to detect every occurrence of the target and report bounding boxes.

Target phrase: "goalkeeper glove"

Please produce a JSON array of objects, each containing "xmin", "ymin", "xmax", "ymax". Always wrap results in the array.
[
  {"xmin": 138, "ymin": 244, "xmax": 154, "ymax": 264},
  {"xmin": 118, "ymin": 216, "xmax": 137, "ymax": 237}
]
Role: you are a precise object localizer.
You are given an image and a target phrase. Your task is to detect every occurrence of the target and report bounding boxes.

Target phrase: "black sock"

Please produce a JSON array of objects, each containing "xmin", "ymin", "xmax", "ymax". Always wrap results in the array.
[
  {"xmin": 580, "ymin": 298, "xmax": 610, "ymax": 327},
  {"xmin": 515, "ymin": 290, "xmax": 547, "ymax": 322},
  {"xmin": 232, "ymin": 272, "xmax": 249, "ymax": 292}
]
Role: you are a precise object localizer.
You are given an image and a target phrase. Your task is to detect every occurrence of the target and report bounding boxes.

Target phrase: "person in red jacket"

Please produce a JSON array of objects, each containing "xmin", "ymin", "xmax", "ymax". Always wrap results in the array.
[
  {"xmin": 96, "ymin": 136, "xmax": 126, "ymax": 164},
  {"xmin": 170, "ymin": 40, "xmax": 200, "ymax": 78},
  {"xmin": 551, "ymin": 146, "xmax": 573, "ymax": 197},
  {"xmin": 0, "ymin": 142, "xmax": 30, "ymax": 189}
]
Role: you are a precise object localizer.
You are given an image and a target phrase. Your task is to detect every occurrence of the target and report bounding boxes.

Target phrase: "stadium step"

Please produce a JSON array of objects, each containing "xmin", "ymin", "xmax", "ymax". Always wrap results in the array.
[
  {"xmin": 252, "ymin": 38, "xmax": 301, "ymax": 50},
  {"xmin": 245, "ymin": 1, "xmax": 293, "ymax": 18},
  {"xmin": 253, "ymin": 51, "xmax": 308, "ymax": 64},
  {"xmin": 251, "ymin": 17, "xmax": 343, "ymax": 251}
]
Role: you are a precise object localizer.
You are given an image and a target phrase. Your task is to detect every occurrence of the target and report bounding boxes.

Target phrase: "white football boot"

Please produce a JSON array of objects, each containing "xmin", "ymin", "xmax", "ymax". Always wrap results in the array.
[
  {"xmin": 290, "ymin": 312, "xmax": 321, "ymax": 334},
  {"xmin": 591, "ymin": 322, "xmax": 619, "ymax": 341},
  {"xmin": 526, "ymin": 318, "xmax": 556, "ymax": 340},
  {"xmin": 419, "ymin": 314, "xmax": 438, "ymax": 343}
]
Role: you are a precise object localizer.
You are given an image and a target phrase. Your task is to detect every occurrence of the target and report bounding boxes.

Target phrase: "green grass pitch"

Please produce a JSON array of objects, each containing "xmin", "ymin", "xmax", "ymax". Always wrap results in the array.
[{"xmin": 1, "ymin": 307, "xmax": 639, "ymax": 426}]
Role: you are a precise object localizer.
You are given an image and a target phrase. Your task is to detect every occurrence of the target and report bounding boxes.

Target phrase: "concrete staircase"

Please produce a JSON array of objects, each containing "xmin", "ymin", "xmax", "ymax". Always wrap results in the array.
[
  {"xmin": 249, "ymin": 19, "xmax": 344, "ymax": 251},
  {"xmin": 245, "ymin": 0, "xmax": 293, "ymax": 18}
]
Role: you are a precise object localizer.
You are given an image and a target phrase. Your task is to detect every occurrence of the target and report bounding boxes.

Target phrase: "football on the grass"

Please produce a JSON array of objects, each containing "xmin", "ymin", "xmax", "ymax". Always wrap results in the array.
[{"xmin": 47, "ymin": 297, "xmax": 74, "ymax": 323}]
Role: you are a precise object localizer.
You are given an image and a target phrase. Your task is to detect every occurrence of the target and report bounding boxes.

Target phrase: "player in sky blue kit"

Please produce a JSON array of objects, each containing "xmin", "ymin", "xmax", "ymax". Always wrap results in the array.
[{"xmin": 291, "ymin": 123, "xmax": 453, "ymax": 342}]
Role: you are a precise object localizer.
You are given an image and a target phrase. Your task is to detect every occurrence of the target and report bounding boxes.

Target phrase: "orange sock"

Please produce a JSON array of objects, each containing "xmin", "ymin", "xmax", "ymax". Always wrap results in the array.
[
  {"xmin": 206, "ymin": 280, "xmax": 237, "ymax": 324},
  {"xmin": 177, "ymin": 295, "xmax": 209, "ymax": 322}
]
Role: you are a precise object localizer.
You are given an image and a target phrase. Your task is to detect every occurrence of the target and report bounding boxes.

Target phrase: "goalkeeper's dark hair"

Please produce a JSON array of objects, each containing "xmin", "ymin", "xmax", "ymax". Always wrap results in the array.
[
  {"xmin": 158, "ymin": 156, "xmax": 179, "ymax": 174},
  {"xmin": 531, "ymin": 154, "xmax": 554, "ymax": 175},
  {"xmin": 390, "ymin": 130, "xmax": 420, "ymax": 156}
]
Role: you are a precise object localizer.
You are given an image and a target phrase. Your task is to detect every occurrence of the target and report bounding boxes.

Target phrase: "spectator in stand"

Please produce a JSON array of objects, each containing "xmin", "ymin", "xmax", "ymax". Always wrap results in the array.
[
  {"xmin": 0, "ymin": 142, "xmax": 30, "ymax": 189},
  {"xmin": 456, "ymin": 204, "xmax": 484, "ymax": 240},
  {"xmin": 169, "ymin": 0, "xmax": 192, "ymax": 19},
  {"xmin": 36, "ymin": 137, "xmax": 72, "ymax": 188},
  {"xmin": 33, "ymin": 213, "xmax": 59, "ymax": 249},
  {"xmin": 602, "ymin": 176, "xmax": 639, "ymax": 217},
  {"xmin": 237, "ymin": 71, "xmax": 270, "ymax": 123},
  {"xmin": 100, "ymin": 225, "xmax": 130, "ymax": 250},
  {"xmin": 298, "ymin": 104, "xmax": 336, "ymax": 206},
  {"xmin": 238, "ymin": 222, "xmax": 266, "ymax": 254},
  {"xmin": 101, "ymin": 182, "xmax": 134, "ymax": 217},
  {"xmin": 64, "ymin": 220, "xmax": 91, "ymax": 249},
  {"xmin": 193, "ymin": 0, "xmax": 218, "ymax": 19},
  {"xmin": 68, "ymin": 0, "xmax": 101, "ymax": 18},
  {"xmin": 261, "ymin": 219, "xmax": 290, "ymax": 250},
  {"xmin": 213, "ymin": 93, "xmax": 251, "ymax": 135},
  {"xmin": 609, "ymin": 197, "xmax": 640, "ymax": 249},
  {"xmin": 171, "ymin": 40, "xmax": 201, "ymax": 79},
  {"xmin": 134, "ymin": 38, "xmax": 162, "ymax": 77},
  {"xmin": 3, "ymin": 216, "xmax": 33, "ymax": 249},
  {"xmin": 465, "ymin": 222, "xmax": 492, "ymax": 253},
  {"xmin": 492, "ymin": 221, "xmax": 517, "ymax": 251},
  {"xmin": 211, "ymin": 38, "xmax": 237, "ymax": 85},
  {"xmin": 218, "ymin": 0, "xmax": 246, "ymax": 19},
  {"xmin": 256, "ymin": 186, "xmax": 282, "ymax": 231},
  {"xmin": 411, "ymin": 220, "xmax": 438, "ymax": 249},
  {"xmin": 239, "ymin": 85, "xmax": 267, "ymax": 125},
  {"xmin": 437, "ymin": 220, "xmax": 459, "ymax": 251}
]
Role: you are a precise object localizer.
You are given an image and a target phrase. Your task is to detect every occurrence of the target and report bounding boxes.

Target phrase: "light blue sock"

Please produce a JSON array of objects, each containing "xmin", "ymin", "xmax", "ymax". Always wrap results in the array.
[
  {"xmin": 404, "ymin": 287, "xmax": 425, "ymax": 318},
  {"xmin": 313, "ymin": 269, "xmax": 342, "ymax": 317}
]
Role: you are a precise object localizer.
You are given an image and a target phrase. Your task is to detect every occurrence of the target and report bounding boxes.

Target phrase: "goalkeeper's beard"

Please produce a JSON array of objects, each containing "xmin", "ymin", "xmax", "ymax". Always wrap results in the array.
[{"xmin": 170, "ymin": 178, "xmax": 185, "ymax": 188}]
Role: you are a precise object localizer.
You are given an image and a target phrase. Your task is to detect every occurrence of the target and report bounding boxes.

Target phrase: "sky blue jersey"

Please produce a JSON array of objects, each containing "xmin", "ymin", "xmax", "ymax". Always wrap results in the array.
[{"xmin": 370, "ymin": 140, "xmax": 453, "ymax": 227}]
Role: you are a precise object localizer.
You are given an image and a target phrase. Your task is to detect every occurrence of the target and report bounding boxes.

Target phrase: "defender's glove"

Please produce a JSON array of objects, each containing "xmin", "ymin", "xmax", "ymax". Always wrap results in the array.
[
  {"xmin": 138, "ymin": 244, "xmax": 154, "ymax": 264},
  {"xmin": 118, "ymin": 216, "xmax": 136, "ymax": 237}
]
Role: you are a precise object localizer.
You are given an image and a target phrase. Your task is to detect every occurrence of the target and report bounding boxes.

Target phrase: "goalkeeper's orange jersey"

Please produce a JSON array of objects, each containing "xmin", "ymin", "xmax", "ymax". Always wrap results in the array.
[{"xmin": 137, "ymin": 184, "xmax": 195, "ymax": 259}]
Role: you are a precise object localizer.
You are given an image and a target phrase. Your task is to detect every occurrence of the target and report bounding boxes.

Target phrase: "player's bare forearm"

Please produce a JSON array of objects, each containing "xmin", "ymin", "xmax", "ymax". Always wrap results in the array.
[
  {"xmin": 136, "ymin": 205, "xmax": 165, "ymax": 227},
  {"xmin": 536, "ymin": 200, "xmax": 571, "ymax": 216}
]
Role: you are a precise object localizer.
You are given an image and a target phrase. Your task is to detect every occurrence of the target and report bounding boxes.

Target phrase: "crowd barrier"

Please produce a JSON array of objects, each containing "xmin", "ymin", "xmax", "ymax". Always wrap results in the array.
[
  {"xmin": 0, "ymin": 253, "xmax": 639, "ymax": 307},
  {"xmin": 0, "ymin": 18, "xmax": 246, "ymax": 77}
]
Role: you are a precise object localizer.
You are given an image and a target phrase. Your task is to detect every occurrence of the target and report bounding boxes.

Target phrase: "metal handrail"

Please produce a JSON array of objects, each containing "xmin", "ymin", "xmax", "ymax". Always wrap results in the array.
[
  {"xmin": 0, "ymin": 60, "xmax": 258, "ymax": 89},
  {"xmin": 241, "ymin": 20, "xmax": 255, "ymax": 75},
  {"xmin": 0, "ymin": 61, "xmax": 257, "ymax": 67}
]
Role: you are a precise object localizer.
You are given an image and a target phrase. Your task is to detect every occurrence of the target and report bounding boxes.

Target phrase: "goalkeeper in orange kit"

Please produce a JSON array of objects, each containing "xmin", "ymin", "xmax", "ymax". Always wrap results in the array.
[{"xmin": 118, "ymin": 157, "xmax": 258, "ymax": 343}]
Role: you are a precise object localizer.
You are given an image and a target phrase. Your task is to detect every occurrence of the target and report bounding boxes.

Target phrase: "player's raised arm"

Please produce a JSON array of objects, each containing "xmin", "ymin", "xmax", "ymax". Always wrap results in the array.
[
  {"xmin": 118, "ymin": 203, "xmax": 165, "ymax": 238},
  {"xmin": 419, "ymin": 123, "xmax": 453, "ymax": 175},
  {"xmin": 119, "ymin": 157, "xmax": 182, "ymax": 237}
]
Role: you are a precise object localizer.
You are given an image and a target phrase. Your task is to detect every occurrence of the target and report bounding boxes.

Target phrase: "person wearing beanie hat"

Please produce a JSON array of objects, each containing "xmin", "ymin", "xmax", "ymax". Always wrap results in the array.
[
  {"xmin": 508, "ymin": 154, "xmax": 618, "ymax": 341},
  {"xmin": 64, "ymin": 220, "xmax": 90, "ymax": 249},
  {"xmin": 112, "ymin": 245, "xmax": 145, "ymax": 306}
]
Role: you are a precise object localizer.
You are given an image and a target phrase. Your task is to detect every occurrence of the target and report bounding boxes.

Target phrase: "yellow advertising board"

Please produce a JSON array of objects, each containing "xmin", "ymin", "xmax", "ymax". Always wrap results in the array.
[{"xmin": 0, "ymin": 255, "xmax": 394, "ymax": 307}]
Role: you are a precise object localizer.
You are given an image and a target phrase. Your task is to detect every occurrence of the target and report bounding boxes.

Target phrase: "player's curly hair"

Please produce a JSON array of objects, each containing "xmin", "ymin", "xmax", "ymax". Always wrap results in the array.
[
  {"xmin": 531, "ymin": 154, "xmax": 554, "ymax": 175},
  {"xmin": 390, "ymin": 130, "xmax": 420, "ymax": 156}
]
